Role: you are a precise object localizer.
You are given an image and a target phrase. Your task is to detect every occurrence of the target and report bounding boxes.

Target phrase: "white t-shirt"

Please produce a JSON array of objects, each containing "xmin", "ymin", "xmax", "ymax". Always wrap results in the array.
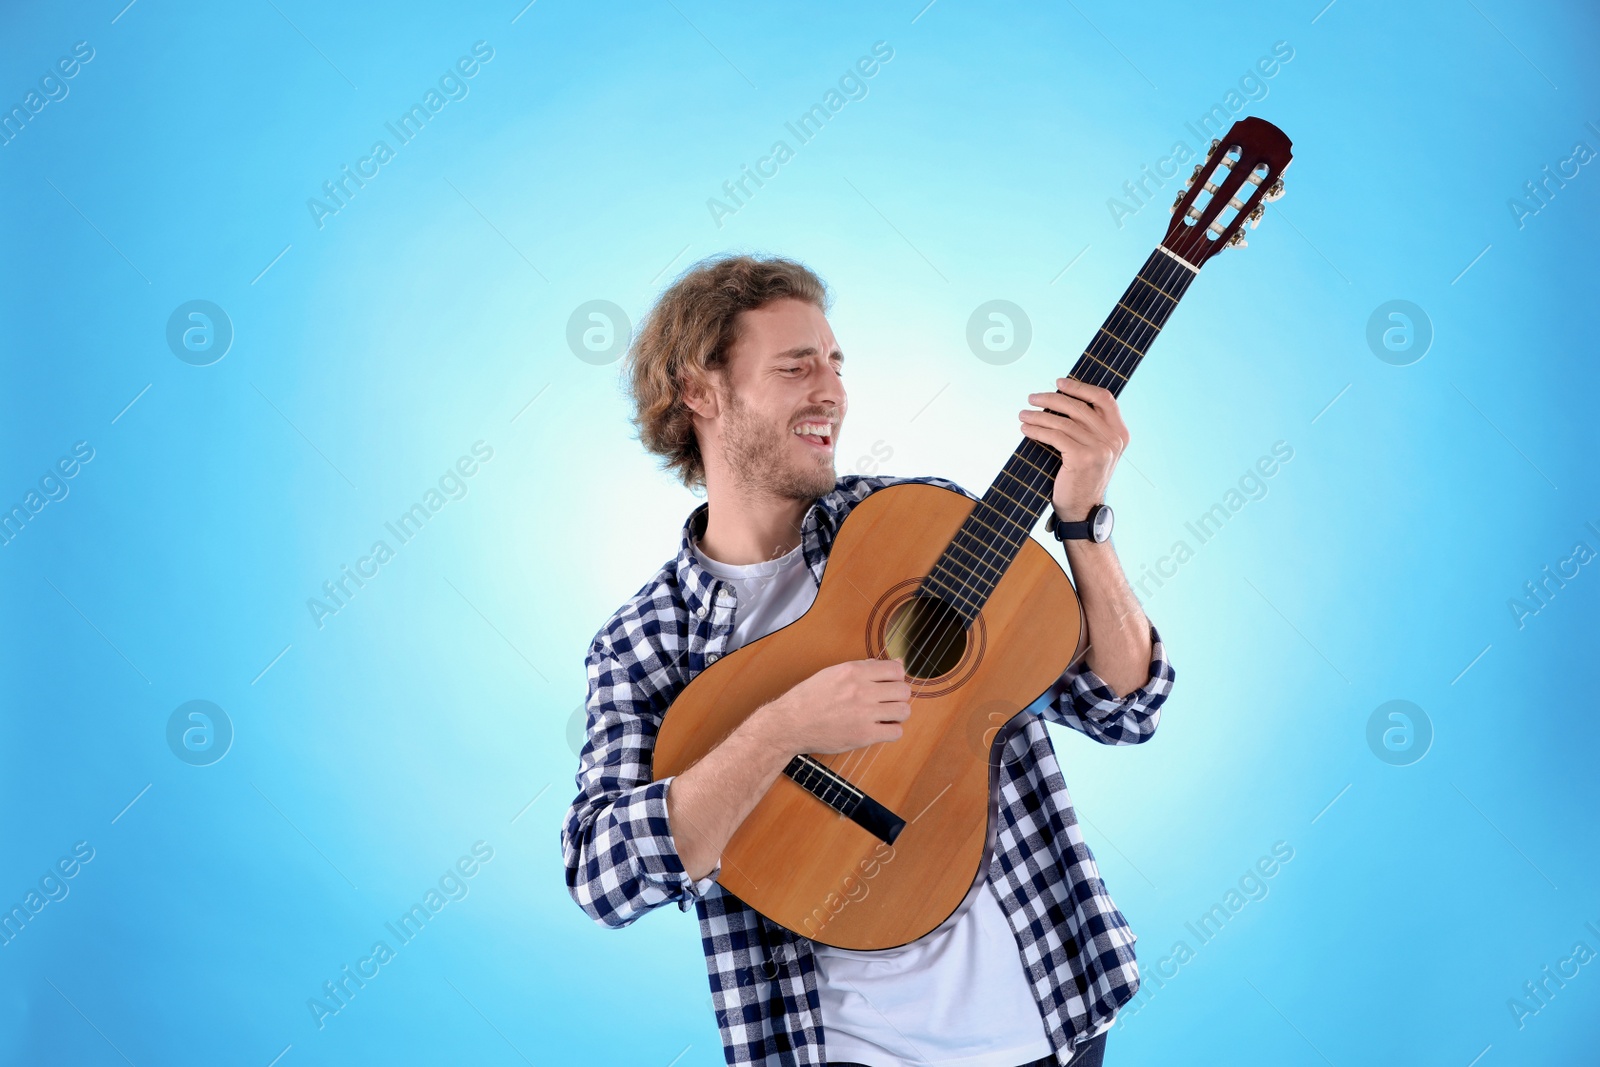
[{"xmin": 689, "ymin": 535, "xmax": 1069, "ymax": 1067}]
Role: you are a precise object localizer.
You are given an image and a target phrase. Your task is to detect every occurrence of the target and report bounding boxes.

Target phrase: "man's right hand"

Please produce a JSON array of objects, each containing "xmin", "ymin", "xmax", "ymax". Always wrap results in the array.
[{"xmin": 758, "ymin": 658, "xmax": 913, "ymax": 756}]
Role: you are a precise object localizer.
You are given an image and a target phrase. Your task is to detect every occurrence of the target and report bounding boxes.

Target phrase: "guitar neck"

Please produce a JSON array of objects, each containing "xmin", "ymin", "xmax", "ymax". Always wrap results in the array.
[{"xmin": 920, "ymin": 245, "xmax": 1201, "ymax": 625}]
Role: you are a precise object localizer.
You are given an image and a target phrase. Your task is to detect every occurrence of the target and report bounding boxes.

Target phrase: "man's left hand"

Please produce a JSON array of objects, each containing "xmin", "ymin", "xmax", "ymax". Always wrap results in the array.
[{"xmin": 1018, "ymin": 377, "xmax": 1130, "ymax": 522}]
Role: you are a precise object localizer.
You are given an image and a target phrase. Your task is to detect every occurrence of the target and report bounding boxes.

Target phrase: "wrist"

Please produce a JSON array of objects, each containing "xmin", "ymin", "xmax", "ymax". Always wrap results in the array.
[
  {"xmin": 1055, "ymin": 501, "xmax": 1098, "ymax": 519},
  {"xmin": 745, "ymin": 697, "xmax": 802, "ymax": 764},
  {"xmin": 1050, "ymin": 501, "xmax": 1114, "ymax": 545}
]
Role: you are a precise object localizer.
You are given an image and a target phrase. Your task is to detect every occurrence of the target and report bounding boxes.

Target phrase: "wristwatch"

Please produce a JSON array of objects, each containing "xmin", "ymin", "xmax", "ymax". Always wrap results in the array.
[{"xmin": 1049, "ymin": 503, "xmax": 1114, "ymax": 544}]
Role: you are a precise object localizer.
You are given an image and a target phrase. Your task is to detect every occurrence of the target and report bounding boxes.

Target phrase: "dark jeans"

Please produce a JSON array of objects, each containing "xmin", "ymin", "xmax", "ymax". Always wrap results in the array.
[{"xmin": 828, "ymin": 1027, "xmax": 1108, "ymax": 1067}]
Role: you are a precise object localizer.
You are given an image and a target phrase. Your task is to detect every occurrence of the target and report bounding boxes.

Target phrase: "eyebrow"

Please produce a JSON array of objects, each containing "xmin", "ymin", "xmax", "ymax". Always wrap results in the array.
[{"xmin": 772, "ymin": 345, "xmax": 844, "ymax": 365}]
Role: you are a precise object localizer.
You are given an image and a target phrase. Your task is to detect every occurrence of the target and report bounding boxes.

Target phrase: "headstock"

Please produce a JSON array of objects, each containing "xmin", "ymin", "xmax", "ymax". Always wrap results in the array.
[{"xmin": 1164, "ymin": 116, "xmax": 1293, "ymax": 268}]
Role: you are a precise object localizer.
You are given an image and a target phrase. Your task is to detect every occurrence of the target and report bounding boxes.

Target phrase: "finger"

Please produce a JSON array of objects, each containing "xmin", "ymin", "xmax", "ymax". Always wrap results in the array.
[
  {"xmin": 1019, "ymin": 408, "xmax": 1100, "ymax": 453},
  {"xmin": 885, "ymin": 681, "xmax": 914, "ymax": 702},
  {"xmin": 1020, "ymin": 418, "xmax": 1114, "ymax": 468},
  {"xmin": 1021, "ymin": 404, "xmax": 1117, "ymax": 453},
  {"xmin": 1026, "ymin": 387, "xmax": 1119, "ymax": 450},
  {"xmin": 1057, "ymin": 377, "xmax": 1130, "ymax": 447},
  {"xmin": 864, "ymin": 658, "xmax": 908, "ymax": 680},
  {"xmin": 1054, "ymin": 377, "xmax": 1116, "ymax": 413}
]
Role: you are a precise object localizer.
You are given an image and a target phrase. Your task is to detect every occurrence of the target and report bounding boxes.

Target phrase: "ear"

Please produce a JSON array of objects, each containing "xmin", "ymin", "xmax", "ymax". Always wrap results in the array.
[{"xmin": 682, "ymin": 368, "xmax": 723, "ymax": 421}]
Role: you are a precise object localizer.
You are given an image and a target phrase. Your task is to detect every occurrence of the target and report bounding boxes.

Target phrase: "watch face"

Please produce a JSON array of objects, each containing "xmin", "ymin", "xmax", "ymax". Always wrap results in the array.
[{"xmin": 1092, "ymin": 505, "xmax": 1114, "ymax": 541}]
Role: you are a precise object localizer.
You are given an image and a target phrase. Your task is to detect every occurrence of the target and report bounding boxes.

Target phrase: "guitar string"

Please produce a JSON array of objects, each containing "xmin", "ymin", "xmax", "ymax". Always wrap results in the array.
[{"xmin": 823, "ymin": 148, "xmax": 1275, "ymax": 790}]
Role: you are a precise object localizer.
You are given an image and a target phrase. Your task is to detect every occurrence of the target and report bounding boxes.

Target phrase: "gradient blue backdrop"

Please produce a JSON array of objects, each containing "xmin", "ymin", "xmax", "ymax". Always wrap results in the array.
[{"xmin": 2, "ymin": 1, "xmax": 1597, "ymax": 1064}]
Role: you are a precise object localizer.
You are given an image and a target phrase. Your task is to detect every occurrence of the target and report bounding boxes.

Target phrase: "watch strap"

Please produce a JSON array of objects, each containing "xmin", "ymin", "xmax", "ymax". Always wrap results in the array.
[{"xmin": 1049, "ymin": 504, "xmax": 1110, "ymax": 542}]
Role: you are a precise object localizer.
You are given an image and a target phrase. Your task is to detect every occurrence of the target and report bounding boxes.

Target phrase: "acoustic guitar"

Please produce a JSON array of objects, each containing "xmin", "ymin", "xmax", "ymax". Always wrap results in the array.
[{"xmin": 653, "ymin": 116, "xmax": 1294, "ymax": 950}]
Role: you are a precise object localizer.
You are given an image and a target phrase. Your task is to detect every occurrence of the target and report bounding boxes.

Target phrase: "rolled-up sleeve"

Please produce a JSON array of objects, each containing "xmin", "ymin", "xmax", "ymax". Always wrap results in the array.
[
  {"xmin": 1038, "ymin": 622, "xmax": 1174, "ymax": 745},
  {"xmin": 561, "ymin": 637, "xmax": 721, "ymax": 928}
]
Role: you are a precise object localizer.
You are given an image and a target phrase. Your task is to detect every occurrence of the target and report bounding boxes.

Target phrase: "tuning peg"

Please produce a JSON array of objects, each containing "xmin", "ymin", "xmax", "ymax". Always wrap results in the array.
[
  {"xmin": 1170, "ymin": 188, "xmax": 1188, "ymax": 215},
  {"xmin": 1226, "ymin": 229, "xmax": 1248, "ymax": 248},
  {"xmin": 1190, "ymin": 163, "xmax": 1204, "ymax": 181},
  {"xmin": 1209, "ymin": 138, "xmax": 1220, "ymax": 153},
  {"xmin": 1247, "ymin": 204, "xmax": 1265, "ymax": 229},
  {"xmin": 1263, "ymin": 177, "xmax": 1285, "ymax": 202}
]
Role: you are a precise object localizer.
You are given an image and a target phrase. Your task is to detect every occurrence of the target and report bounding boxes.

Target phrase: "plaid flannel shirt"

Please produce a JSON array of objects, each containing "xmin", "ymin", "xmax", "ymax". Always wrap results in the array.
[{"xmin": 561, "ymin": 474, "xmax": 1175, "ymax": 1066}]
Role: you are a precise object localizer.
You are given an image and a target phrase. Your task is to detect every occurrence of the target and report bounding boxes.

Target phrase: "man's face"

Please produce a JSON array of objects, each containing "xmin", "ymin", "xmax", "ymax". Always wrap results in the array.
[{"xmin": 700, "ymin": 297, "xmax": 847, "ymax": 501}]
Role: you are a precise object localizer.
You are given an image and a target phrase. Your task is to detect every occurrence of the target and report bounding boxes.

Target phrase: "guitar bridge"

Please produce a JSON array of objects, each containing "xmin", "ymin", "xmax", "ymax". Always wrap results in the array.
[{"xmin": 783, "ymin": 755, "xmax": 906, "ymax": 845}]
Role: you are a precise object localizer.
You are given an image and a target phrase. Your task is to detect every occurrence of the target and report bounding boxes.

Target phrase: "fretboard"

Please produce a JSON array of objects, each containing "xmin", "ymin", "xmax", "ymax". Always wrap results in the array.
[{"xmin": 920, "ymin": 246, "xmax": 1199, "ymax": 625}]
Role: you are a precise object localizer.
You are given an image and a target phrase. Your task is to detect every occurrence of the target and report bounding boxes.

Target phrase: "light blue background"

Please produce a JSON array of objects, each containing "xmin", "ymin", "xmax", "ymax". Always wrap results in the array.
[{"xmin": 2, "ymin": 1, "xmax": 1596, "ymax": 1064}]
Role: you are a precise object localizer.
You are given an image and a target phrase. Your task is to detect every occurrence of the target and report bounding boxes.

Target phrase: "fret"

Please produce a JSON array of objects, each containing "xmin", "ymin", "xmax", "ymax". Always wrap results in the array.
[
  {"xmin": 930, "ymin": 557, "xmax": 988, "ymax": 601},
  {"xmin": 932, "ymin": 539, "xmax": 1010, "ymax": 596},
  {"xmin": 1076, "ymin": 348, "xmax": 1132, "ymax": 382},
  {"xmin": 923, "ymin": 571, "xmax": 979, "ymax": 613},
  {"xmin": 1009, "ymin": 449, "xmax": 1055, "ymax": 482},
  {"xmin": 1124, "ymin": 275, "xmax": 1182, "ymax": 326},
  {"xmin": 1130, "ymin": 274, "xmax": 1179, "ymax": 306},
  {"xmin": 1116, "ymin": 300, "xmax": 1161, "ymax": 331},
  {"xmin": 1136, "ymin": 266, "xmax": 1187, "ymax": 300},
  {"xmin": 981, "ymin": 483, "xmax": 1038, "ymax": 525},
  {"xmin": 1104, "ymin": 305, "xmax": 1161, "ymax": 351},
  {"xmin": 1086, "ymin": 328, "xmax": 1143, "ymax": 368},
  {"xmin": 944, "ymin": 537, "xmax": 1004, "ymax": 581},
  {"xmin": 996, "ymin": 463, "xmax": 1048, "ymax": 495},
  {"xmin": 936, "ymin": 557, "xmax": 998, "ymax": 601},
  {"xmin": 984, "ymin": 479, "xmax": 1030, "ymax": 513},
  {"xmin": 959, "ymin": 506, "xmax": 1026, "ymax": 552},
  {"xmin": 1119, "ymin": 289, "xmax": 1171, "ymax": 328},
  {"xmin": 1069, "ymin": 358, "xmax": 1120, "ymax": 393},
  {"xmin": 1144, "ymin": 248, "xmax": 1199, "ymax": 298},
  {"xmin": 1095, "ymin": 324, "xmax": 1145, "ymax": 356},
  {"xmin": 931, "ymin": 565, "xmax": 983, "ymax": 605},
  {"xmin": 991, "ymin": 474, "xmax": 1049, "ymax": 517}
]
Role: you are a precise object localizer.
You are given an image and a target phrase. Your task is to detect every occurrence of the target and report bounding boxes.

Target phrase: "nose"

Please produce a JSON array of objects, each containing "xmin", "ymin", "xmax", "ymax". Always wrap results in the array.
[{"xmin": 812, "ymin": 362, "xmax": 846, "ymax": 413}]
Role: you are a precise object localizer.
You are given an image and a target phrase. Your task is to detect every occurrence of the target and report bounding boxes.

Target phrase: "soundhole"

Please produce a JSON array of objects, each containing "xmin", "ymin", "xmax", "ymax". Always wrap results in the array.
[{"xmin": 884, "ymin": 594, "xmax": 969, "ymax": 680}]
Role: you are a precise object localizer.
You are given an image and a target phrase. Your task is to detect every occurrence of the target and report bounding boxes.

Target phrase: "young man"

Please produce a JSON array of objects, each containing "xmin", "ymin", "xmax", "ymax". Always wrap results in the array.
[{"xmin": 562, "ymin": 255, "xmax": 1175, "ymax": 1067}]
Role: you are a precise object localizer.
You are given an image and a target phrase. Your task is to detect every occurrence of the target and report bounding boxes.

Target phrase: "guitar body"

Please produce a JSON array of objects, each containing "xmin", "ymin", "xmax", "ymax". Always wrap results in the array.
[{"xmin": 652, "ymin": 482, "xmax": 1084, "ymax": 950}]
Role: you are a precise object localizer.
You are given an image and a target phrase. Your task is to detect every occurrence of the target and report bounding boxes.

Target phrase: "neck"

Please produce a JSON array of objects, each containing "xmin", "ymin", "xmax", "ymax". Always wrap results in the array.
[{"xmin": 695, "ymin": 483, "xmax": 813, "ymax": 565}]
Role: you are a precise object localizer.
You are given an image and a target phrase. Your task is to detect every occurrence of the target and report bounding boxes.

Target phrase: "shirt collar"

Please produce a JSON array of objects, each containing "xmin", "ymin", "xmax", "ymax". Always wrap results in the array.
[{"xmin": 673, "ymin": 482, "xmax": 847, "ymax": 619}]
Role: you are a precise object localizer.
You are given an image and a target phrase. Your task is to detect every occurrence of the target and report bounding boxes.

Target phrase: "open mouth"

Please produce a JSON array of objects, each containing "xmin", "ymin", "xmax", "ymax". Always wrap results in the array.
[{"xmin": 792, "ymin": 421, "xmax": 834, "ymax": 450}]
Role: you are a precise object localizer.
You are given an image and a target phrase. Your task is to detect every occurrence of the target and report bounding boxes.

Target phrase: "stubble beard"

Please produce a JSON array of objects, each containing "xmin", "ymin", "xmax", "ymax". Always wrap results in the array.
[{"xmin": 719, "ymin": 385, "xmax": 837, "ymax": 502}]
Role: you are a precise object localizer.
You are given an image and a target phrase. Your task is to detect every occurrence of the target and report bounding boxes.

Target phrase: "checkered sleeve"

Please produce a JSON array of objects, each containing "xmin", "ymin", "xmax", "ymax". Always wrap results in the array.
[
  {"xmin": 561, "ymin": 635, "xmax": 720, "ymax": 929},
  {"xmin": 1039, "ymin": 621, "xmax": 1174, "ymax": 744}
]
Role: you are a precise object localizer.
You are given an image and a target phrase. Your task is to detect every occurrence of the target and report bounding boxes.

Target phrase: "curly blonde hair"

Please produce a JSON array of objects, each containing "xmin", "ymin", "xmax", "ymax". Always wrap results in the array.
[{"xmin": 624, "ymin": 254, "xmax": 830, "ymax": 490}]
